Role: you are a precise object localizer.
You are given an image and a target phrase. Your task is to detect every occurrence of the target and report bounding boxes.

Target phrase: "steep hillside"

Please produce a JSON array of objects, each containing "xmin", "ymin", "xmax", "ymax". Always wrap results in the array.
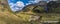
[{"xmin": 0, "ymin": 0, "xmax": 60, "ymax": 24}]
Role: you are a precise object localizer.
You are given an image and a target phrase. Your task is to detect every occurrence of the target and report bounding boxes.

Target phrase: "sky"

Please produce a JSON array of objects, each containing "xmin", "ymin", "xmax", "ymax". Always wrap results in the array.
[{"xmin": 8, "ymin": 0, "xmax": 57, "ymax": 12}]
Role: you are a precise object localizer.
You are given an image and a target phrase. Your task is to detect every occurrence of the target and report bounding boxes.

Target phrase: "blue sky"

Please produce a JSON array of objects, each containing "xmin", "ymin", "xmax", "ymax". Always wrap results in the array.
[
  {"xmin": 8, "ymin": 0, "xmax": 32, "ymax": 5},
  {"xmin": 8, "ymin": 0, "xmax": 49, "ymax": 5}
]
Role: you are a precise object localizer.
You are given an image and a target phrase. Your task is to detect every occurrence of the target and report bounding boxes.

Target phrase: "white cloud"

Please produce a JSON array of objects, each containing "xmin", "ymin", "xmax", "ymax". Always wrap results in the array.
[
  {"xmin": 27, "ymin": 0, "xmax": 40, "ymax": 6},
  {"xmin": 26, "ymin": 3, "xmax": 31, "ymax": 5},
  {"xmin": 9, "ymin": 1, "xmax": 25, "ymax": 12},
  {"xmin": 16, "ymin": 1, "xmax": 25, "ymax": 7},
  {"xmin": 34, "ymin": 0, "xmax": 42, "ymax": 3},
  {"xmin": 29, "ymin": 0, "xmax": 42, "ymax": 3}
]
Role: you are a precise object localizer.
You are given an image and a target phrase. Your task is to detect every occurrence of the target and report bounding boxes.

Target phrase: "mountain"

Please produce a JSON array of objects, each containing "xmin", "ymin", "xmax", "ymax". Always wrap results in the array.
[{"xmin": 0, "ymin": 0, "xmax": 60, "ymax": 24}]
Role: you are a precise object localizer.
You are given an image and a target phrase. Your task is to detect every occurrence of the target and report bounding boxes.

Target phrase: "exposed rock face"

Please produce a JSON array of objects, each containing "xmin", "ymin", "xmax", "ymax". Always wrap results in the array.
[
  {"xmin": 0, "ymin": 0, "xmax": 7, "ymax": 5},
  {"xmin": 38, "ymin": 1, "xmax": 47, "ymax": 6},
  {"xmin": 57, "ymin": 0, "xmax": 60, "ymax": 3},
  {"xmin": 47, "ymin": 1, "xmax": 60, "ymax": 13},
  {"xmin": 47, "ymin": 1, "xmax": 57, "ymax": 12},
  {"xmin": 0, "ymin": 0, "xmax": 8, "ymax": 8}
]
